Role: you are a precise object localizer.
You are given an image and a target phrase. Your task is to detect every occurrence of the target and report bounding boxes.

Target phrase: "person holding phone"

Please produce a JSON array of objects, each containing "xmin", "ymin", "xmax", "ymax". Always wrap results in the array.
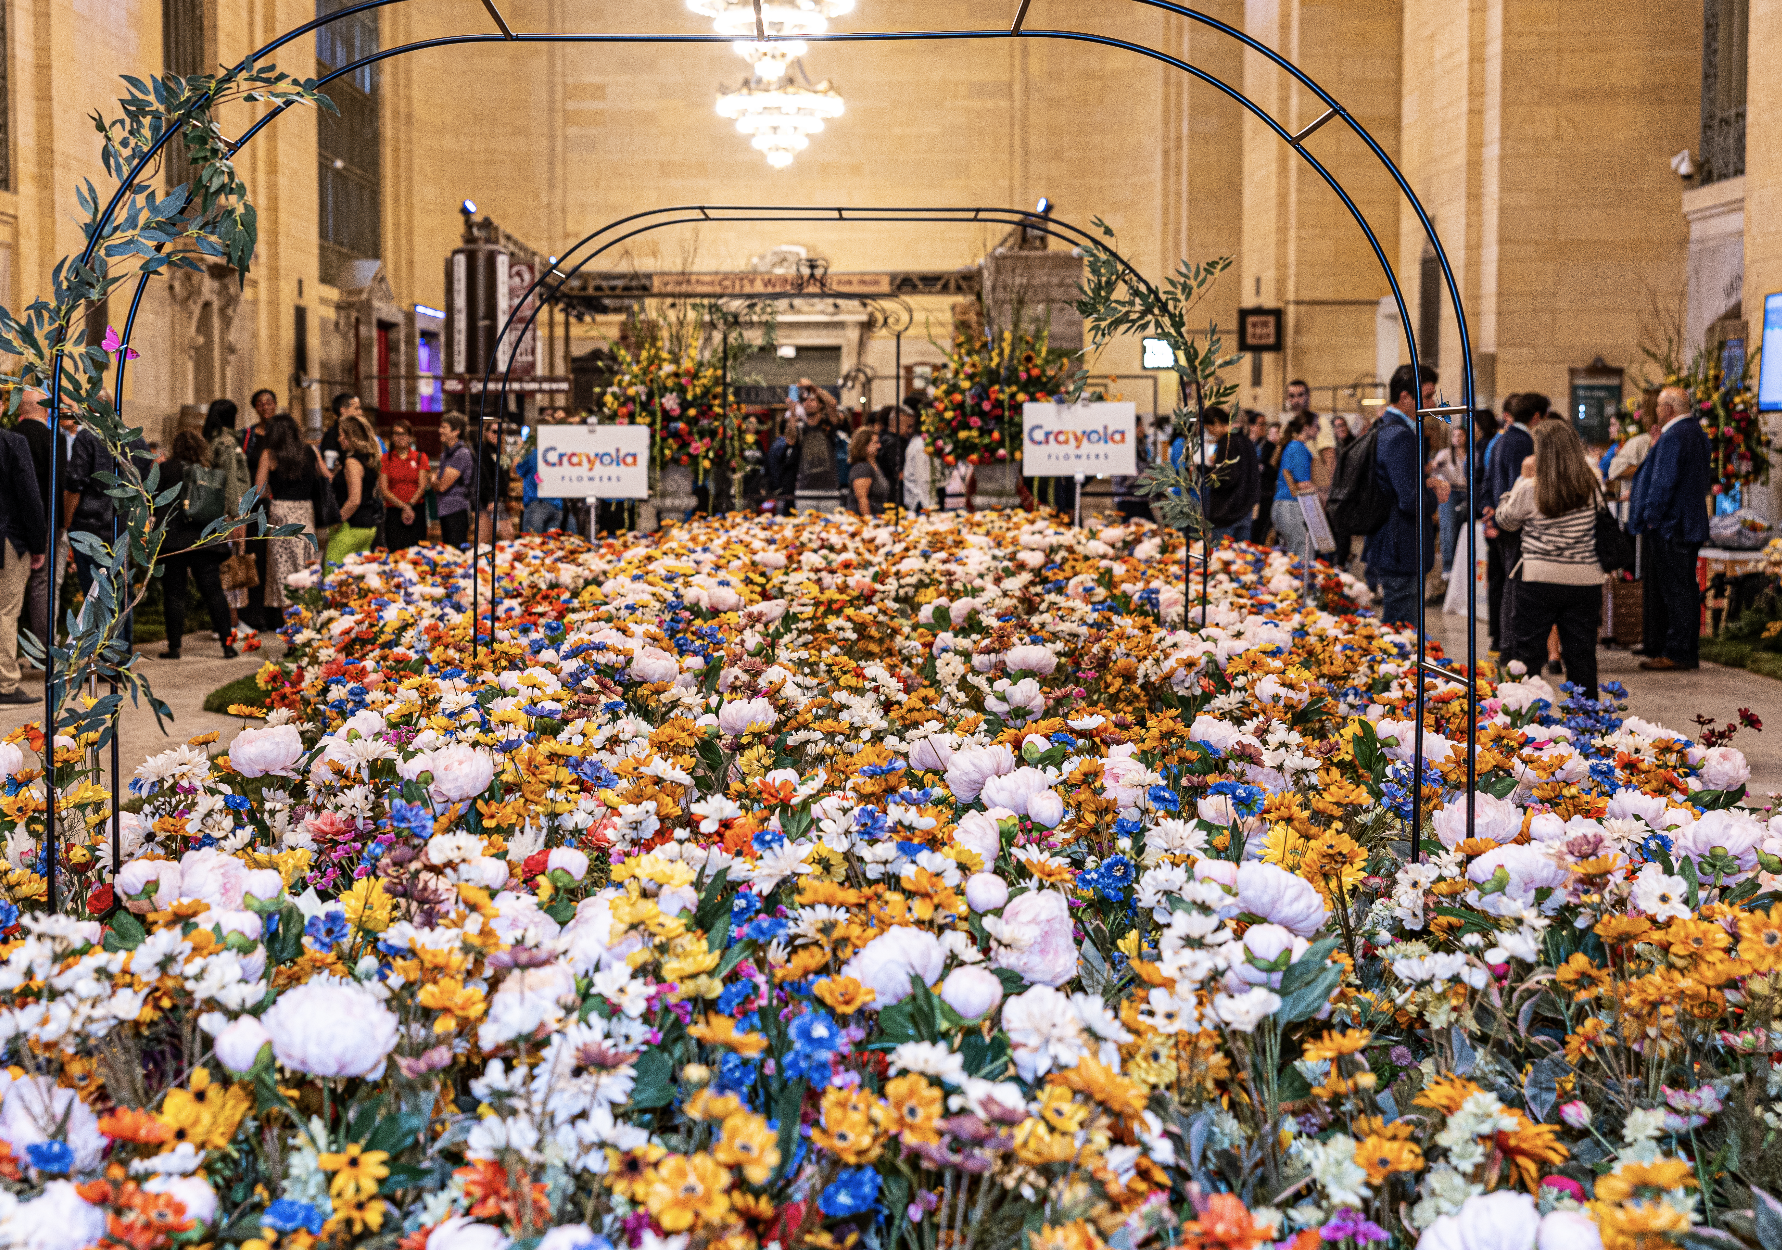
[{"xmin": 788, "ymin": 378, "xmax": 841, "ymax": 507}]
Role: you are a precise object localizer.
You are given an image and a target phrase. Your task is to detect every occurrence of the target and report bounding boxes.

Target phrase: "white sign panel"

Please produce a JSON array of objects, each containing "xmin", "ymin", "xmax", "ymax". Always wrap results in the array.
[
  {"xmin": 1021, "ymin": 402, "xmax": 1138, "ymax": 477},
  {"xmin": 1297, "ymin": 491, "xmax": 1336, "ymax": 553},
  {"xmin": 537, "ymin": 426, "xmax": 651, "ymax": 499}
]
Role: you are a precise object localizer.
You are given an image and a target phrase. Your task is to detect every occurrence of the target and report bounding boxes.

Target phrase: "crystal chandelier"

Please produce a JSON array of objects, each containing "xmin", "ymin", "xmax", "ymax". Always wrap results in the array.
[
  {"xmin": 715, "ymin": 78, "xmax": 845, "ymax": 168},
  {"xmin": 691, "ymin": 0, "xmax": 851, "ymax": 162}
]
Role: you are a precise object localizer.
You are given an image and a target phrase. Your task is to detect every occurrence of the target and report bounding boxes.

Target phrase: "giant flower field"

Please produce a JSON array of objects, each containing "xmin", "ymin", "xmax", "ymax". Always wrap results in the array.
[{"xmin": 0, "ymin": 509, "xmax": 1771, "ymax": 1250}]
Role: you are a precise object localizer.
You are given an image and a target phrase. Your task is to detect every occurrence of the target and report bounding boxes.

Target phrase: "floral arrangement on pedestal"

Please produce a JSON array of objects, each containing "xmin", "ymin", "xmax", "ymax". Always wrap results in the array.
[
  {"xmin": 921, "ymin": 319, "xmax": 1078, "ymax": 469},
  {"xmin": 602, "ymin": 334, "xmax": 729, "ymax": 482}
]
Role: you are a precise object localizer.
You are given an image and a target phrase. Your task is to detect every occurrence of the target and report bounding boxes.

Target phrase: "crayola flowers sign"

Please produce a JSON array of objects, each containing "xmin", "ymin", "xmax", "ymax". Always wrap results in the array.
[
  {"xmin": 1020, "ymin": 401, "xmax": 1139, "ymax": 476},
  {"xmin": 536, "ymin": 425, "xmax": 652, "ymax": 498}
]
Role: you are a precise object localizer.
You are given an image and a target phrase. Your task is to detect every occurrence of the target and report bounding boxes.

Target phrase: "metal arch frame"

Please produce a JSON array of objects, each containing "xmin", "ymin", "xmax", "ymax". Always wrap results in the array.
[
  {"xmin": 41, "ymin": 0, "xmax": 1483, "ymax": 914},
  {"xmin": 464, "ymin": 205, "xmax": 1171, "ymax": 650}
]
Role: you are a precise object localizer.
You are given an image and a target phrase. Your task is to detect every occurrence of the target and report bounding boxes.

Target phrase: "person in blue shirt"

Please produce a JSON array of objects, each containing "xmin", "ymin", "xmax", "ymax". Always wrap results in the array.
[
  {"xmin": 516, "ymin": 413, "xmax": 566, "ymax": 534},
  {"xmin": 1362, "ymin": 363, "xmax": 1451, "ymax": 625},
  {"xmin": 1270, "ymin": 412, "xmax": 1320, "ymax": 559},
  {"xmin": 1628, "ymin": 384, "xmax": 1712, "ymax": 670}
]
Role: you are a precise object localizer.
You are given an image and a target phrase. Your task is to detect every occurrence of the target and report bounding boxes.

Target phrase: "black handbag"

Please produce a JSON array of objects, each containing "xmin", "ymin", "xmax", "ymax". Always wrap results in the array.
[
  {"xmin": 1594, "ymin": 489, "xmax": 1635, "ymax": 573},
  {"xmin": 312, "ymin": 462, "xmax": 342, "ymax": 529}
]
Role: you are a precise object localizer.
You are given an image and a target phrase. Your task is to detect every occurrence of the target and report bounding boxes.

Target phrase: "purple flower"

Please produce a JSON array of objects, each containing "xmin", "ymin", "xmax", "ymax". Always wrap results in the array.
[
  {"xmin": 1320, "ymin": 1210, "xmax": 1389, "ymax": 1245},
  {"xmin": 1388, "ymin": 1045, "xmax": 1414, "ymax": 1067}
]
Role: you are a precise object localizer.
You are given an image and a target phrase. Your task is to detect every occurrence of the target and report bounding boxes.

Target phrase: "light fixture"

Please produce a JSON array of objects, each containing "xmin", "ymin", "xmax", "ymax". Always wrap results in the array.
[
  {"xmin": 461, "ymin": 199, "xmax": 478, "ymax": 215},
  {"xmin": 1036, "ymin": 196, "xmax": 1051, "ymax": 214},
  {"xmin": 1141, "ymin": 337, "xmax": 1175, "ymax": 369},
  {"xmin": 716, "ymin": 78, "xmax": 845, "ymax": 168},
  {"xmin": 777, "ymin": 344, "xmax": 798, "ymax": 359}
]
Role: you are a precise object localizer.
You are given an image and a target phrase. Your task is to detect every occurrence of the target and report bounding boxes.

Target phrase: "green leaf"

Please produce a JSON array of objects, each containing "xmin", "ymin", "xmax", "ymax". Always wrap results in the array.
[
  {"xmin": 769, "ymin": 1078, "xmax": 807, "ymax": 1182},
  {"xmin": 1278, "ymin": 938, "xmax": 1339, "ymax": 996},
  {"xmin": 1276, "ymin": 1063, "xmax": 1312, "ymax": 1102},
  {"xmin": 630, "ymin": 1049, "xmax": 676, "ymax": 1109},
  {"xmin": 715, "ymin": 939, "xmax": 754, "ymax": 979},
  {"xmin": 103, "ymin": 909, "xmax": 146, "ymax": 951},
  {"xmin": 364, "ymin": 1110, "xmax": 431, "ymax": 1156},
  {"xmin": 1276, "ymin": 963, "xmax": 1343, "ymax": 1024}
]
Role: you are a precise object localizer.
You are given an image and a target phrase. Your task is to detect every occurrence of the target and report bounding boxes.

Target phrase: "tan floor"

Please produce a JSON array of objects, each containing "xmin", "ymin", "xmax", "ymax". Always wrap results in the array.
[
  {"xmin": 0, "ymin": 632, "xmax": 286, "ymax": 791},
  {"xmin": 1427, "ymin": 609, "xmax": 1782, "ymax": 807}
]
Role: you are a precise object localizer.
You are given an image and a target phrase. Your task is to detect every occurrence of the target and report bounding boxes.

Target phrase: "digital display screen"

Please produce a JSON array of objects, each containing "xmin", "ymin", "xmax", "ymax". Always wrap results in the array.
[{"xmin": 1758, "ymin": 292, "xmax": 1782, "ymax": 411}]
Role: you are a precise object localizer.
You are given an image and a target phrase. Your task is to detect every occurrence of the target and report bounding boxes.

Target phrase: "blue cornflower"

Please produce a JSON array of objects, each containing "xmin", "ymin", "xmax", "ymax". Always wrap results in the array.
[
  {"xmin": 1049, "ymin": 733, "xmax": 1077, "ymax": 750},
  {"xmin": 743, "ymin": 916, "xmax": 789, "ymax": 943},
  {"xmin": 1113, "ymin": 816, "xmax": 1143, "ymax": 837},
  {"xmin": 1146, "ymin": 785, "xmax": 1181, "ymax": 813},
  {"xmin": 753, "ymin": 827, "xmax": 786, "ymax": 854},
  {"xmin": 387, "ymin": 798, "xmax": 434, "ymax": 839},
  {"xmin": 1078, "ymin": 855, "xmax": 1136, "ymax": 902},
  {"xmin": 304, "ymin": 909, "xmax": 351, "ymax": 951},
  {"xmin": 1641, "ymin": 831, "xmax": 1674, "ymax": 859},
  {"xmin": 712, "ymin": 1051, "xmax": 758, "ymax": 1098},
  {"xmin": 731, "ymin": 891, "xmax": 762, "ymax": 927},
  {"xmin": 0, "ymin": 901, "xmax": 19, "ymax": 930},
  {"xmin": 1207, "ymin": 780, "xmax": 1265, "ymax": 817},
  {"xmin": 264, "ymin": 1200, "xmax": 326, "ymax": 1235},
  {"xmin": 576, "ymin": 758, "xmax": 620, "ymax": 790},
  {"xmin": 223, "ymin": 793, "xmax": 252, "ymax": 812},
  {"xmin": 859, "ymin": 761, "xmax": 905, "ymax": 778},
  {"xmin": 819, "ymin": 1167, "xmax": 883, "ymax": 1217},
  {"xmin": 24, "ymin": 1141, "xmax": 72, "ymax": 1175},
  {"xmin": 896, "ymin": 841, "xmax": 926, "ymax": 861},
  {"xmin": 785, "ymin": 1009, "xmax": 843, "ymax": 1084},
  {"xmin": 853, "ymin": 807, "xmax": 892, "ymax": 840},
  {"xmin": 716, "ymin": 981, "xmax": 756, "ymax": 1016}
]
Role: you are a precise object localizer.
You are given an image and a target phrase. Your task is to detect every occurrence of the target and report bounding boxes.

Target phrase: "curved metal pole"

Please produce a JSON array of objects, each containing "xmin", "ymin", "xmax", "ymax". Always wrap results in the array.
[{"xmin": 66, "ymin": 4, "xmax": 1484, "ymax": 903}]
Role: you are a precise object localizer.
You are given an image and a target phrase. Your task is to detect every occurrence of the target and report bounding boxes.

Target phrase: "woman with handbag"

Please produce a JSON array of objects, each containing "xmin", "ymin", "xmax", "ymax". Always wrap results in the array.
[
  {"xmin": 324, "ymin": 413, "xmax": 386, "ymax": 562},
  {"xmin": 252, "ymin": 414, "xmax": 325, "ymax": 623},
  {"xmin": 203, "ymin": 399, "xmax": 257, "ymax": 644},
  {"xmin": 157, "ymin": 429, "xmax": 237, "ymax": 659},
  {"xmin": 1492, "ymin": 419, "xmax": 1606, "ymax": 701}
]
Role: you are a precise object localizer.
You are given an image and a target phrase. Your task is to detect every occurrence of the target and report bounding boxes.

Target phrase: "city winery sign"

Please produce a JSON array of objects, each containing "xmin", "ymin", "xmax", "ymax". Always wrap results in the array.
[{"xmin": 650, "ymin": 272, "xmax": 893, "ymax": 296}]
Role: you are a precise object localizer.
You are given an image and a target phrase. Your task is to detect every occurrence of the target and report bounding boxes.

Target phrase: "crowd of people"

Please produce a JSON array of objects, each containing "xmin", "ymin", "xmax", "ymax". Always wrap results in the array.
[
  {"xmin": 1185, "ymin": 365, "xmax": 1714, "ymax": 696},
  {"xmin": 0, "ymin": 365, "xmax": 1716, "ymax": 694}
]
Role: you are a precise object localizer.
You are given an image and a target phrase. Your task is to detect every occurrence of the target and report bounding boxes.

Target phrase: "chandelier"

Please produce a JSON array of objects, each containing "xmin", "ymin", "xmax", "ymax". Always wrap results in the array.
[
  {"xmin": 690, "ymin": 0, "xmax": 851, "ymax": 163},
  {"xmin": 715, "ymin": 78, "xmax": 845, "ymax": 168}
]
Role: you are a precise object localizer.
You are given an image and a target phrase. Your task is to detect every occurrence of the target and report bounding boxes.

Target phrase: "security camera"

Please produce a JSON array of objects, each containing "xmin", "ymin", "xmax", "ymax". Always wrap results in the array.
[{"xmin": 1670, "ymin": 149, "xmax": 1695, "ymax": 179}]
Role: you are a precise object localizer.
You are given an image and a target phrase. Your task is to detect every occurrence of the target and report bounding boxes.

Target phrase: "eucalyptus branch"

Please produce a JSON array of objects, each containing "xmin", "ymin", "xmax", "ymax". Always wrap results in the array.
[{"xmin": 0, "ymin": 64, "xmax": 330, "ymax": 745}]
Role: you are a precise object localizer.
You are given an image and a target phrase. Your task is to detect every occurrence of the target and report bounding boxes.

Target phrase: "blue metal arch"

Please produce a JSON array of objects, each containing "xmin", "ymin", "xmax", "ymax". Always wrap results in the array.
[{"xmin": 43, "ymin": 1, "xmax": 1481, "ymax": 910}]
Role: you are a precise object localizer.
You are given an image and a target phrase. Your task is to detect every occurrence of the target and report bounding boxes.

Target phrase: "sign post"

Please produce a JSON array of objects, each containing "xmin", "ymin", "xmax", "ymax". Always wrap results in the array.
[{"xmin": 536, "ymin": 425, "xmax": 652, "ymax": 498}]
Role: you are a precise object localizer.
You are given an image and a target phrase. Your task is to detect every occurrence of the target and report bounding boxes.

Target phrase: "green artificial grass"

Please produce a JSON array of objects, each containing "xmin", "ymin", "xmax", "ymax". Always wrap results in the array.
[
  {"xmin": 1701, "ymin": 637, "xmax": 1755, "ymax": 669},
  {"xmin": 203, "ymin": 672, "xmax": 266, "ymax": 714}
]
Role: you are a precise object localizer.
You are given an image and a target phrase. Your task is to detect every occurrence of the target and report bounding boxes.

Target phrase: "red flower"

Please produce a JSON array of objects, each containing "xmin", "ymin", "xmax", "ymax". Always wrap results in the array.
[{"xmin": 86, "ymin": 885, "xmax": 114, "ymax": 916}]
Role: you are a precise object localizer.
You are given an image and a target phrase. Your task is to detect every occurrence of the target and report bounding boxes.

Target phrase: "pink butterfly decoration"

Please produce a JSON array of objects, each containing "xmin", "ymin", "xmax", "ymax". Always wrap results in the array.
[{"xmin": 100, "ymin": 326, "xmax": 139, "ymax": 360}]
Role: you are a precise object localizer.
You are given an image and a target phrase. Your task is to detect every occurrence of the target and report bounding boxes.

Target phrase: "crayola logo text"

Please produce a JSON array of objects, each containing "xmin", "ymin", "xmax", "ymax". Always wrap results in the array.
[
  {"xmin": 1026, "ymin": 426, "xmax": 1129, "ymax": 448},
  {"xmin": 541, "ymin": 447, "xmax": 641, "ymax": 468}
]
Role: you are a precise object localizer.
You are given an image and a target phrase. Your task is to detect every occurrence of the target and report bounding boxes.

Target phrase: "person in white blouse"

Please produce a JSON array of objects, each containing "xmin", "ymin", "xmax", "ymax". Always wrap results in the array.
[{"xmin": 899, "ymin": 407, "xmax": 934, "ymax": 512}]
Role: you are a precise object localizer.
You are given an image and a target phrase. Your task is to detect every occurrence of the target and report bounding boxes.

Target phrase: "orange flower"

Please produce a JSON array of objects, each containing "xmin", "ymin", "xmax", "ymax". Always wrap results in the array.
[
  {"xmin": 98, "ymin": 1107, "xmax": 172, "ymax": 1145},
  {"xmin": 687, "ymin": 1013, "xmax": 769, "ymax": 1057},
  {"xmin": 813, "ymin": 976, "xmax": 875, "ymax": 1015},
  {"xmin": 1183, "ymin": 1193, "xmax": 1274, "ymax": 1250}
]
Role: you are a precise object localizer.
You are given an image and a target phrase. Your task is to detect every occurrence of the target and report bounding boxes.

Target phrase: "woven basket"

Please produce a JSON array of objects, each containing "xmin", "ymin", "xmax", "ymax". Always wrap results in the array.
[{"xmin": 1610, "ymin": 578, "xmax": 1643, "ymax": 647}]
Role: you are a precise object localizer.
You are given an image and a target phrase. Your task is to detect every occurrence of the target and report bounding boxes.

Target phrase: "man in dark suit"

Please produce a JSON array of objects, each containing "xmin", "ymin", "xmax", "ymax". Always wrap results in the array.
[
  {"xmin": 1363, "ymin": 364, "xmax": 1451, "ymax": 624},
  {"xmin": 1628, "ymin": 384, "xmax": 1711, "ymax": 671},
  {"xmin": 0, "ymin": 424, "xmax": 47, "ymax": 704},
  {"xmin": 1480, "ymin": 391, "xmax": 1544, "ymax": 652}
]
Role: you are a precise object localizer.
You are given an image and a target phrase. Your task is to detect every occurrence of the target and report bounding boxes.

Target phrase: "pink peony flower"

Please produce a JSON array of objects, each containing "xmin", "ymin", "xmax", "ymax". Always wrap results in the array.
[{"xmin": 991, "ymin": 890, "xmax": 1078, "ymax": 987}]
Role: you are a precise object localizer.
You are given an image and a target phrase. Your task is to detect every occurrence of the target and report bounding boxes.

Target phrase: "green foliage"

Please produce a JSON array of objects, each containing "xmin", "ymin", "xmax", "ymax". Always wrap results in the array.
[
  {"xmin": 0, "ymin": 65, "xmax": 329, "ymax": 747},
  {"xmin": 1073, "ymin": 219, "xmax": 1240, "ymax": 534}
]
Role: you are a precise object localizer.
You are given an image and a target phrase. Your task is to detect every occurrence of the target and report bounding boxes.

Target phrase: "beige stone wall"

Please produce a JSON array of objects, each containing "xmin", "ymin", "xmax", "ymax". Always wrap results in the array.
[
  {"xmin": 1, "ymin": 0, "xmax": 1723, "ymax": 450},
  {"xmin": 1744, "ymin": 0, "xmax": 1782, "ymax": 365}
]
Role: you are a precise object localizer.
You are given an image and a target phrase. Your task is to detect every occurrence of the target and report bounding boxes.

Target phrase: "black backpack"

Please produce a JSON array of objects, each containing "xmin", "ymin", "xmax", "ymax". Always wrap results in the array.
[{"xmin": 1328, "ymin": 422, "xmax": 1392, "ymax": 537}]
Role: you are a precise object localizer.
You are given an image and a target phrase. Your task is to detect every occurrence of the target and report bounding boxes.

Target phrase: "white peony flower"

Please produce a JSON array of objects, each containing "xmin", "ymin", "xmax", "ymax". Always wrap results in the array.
[
  {"xmin": 1416, "ymin": 1190, "xmax": 1541, "ymax": 1250},
  {"xmin": 1431, "ymin": 790, "xmax": 1524, "ymax": 849},
  {"xmin": 214, "ymin": 1014, "xmax": 273, "ymax": 1073},
  {"xmin": 841, "ymin": 926, "xmax": 947, "ymax": 1009},
  {"xmin": 1234, "ymin": 861, "xmax": 1328, "ymax": 936},
  {"xmin": 717, "ymin": 698, "xmax": 777, "ymax": 736},
  {"xmin": 420, "ymin": 744, "xmax": 496, "ymax": 804},
  {"xmin": 951, "ymin": 809, "xmax": 1010, "ymax": 864},
  {"xmin": 963, "ymin": 872, "xmax": 1009, "ymax": 912},
  {"xmin": 142, "ymin": 1175, "xmax": 218, "ymax": 1227},
  {"xmin": 428, "ymin": 1216, "xmax": 514, "ymax": 1250},
  {"xmin": 939, "ymin": 966, "xmax": 1004, "ymax": 1020},
  {"xmin": 1212, "ymin": 986, "xmax": 1281, "ymax": 1032},
  {"xmin": 2, "ymin": 1182, "xmax": 106, "ymax": 1250},
  {"xmin": 1004, "ymin": 645, "xmax": 1057, "ymax": 675},
  {"xmin": 1025, "ymin": 788, "xmax": 1065, "ymax": 829},
  {"xmin": 944, "ymin": 744, "xmax": 1015, "ymax": 803},
  {"xmin": 990, "ymin": 889, "xmax": 1079, "ymax": 987},
  {"xmin": 978, "ymin": 766, "xmax": 1052, "ymax": 816},
  {"xmin": 1698, "ymin": 745, "xmax": 1752, "ymax": 792},
  {"xmin": 262, "ymin": 977, "xmax": 398, "ymax": 1077},
  {"xmin": 227, "ymin": 723, "xmax": 304, "ymax": 777}
]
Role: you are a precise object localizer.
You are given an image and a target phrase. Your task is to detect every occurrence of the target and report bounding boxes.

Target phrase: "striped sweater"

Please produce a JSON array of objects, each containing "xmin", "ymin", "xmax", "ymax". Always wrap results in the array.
[{"xmin": 1494, "ymin": 476, "xmax": 1602, "ymax": 585}]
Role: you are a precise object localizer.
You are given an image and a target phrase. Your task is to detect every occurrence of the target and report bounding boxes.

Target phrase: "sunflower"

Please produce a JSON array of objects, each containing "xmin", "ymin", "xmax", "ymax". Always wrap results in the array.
[
  {"xmin": 1494, "ymin": 1113, "xmax": 1569, "ymax": 1192},
  {"xmin": 1412, "ymin": 1074, "xmax": 1484, "ymax": 1116},
  {"xmin": 1739, "ymin": 904, "xmax": 1782, "ymax": 971},
  {"xmin": 1594, "ymin": 915, "xmax": 1653, "ymax": 944},
  {"xmin": 317, "ymin": 1142, "xmax": 391, "ymax": 1201},
  {"xmin": 1301, "ymin": 1029, "xmax": 1371, "ymax": 1063},
  {"xmin": 812, "ymin": 975, "xmax": 876, "ymax": 1015}
]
